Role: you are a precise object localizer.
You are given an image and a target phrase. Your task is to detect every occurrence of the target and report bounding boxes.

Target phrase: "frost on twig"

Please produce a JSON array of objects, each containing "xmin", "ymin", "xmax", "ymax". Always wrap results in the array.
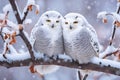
[
  {"xmin": 97, "ymin": 11, "xmax": 120, "ymax": 26},
  {"xmin": 97, "ymin": 9, "xmax": 120, "ymax": 58},
  {"xmin": 21, "ymin": 0, "xmax": 39, "ymax": 22},
  {"xmin": 26, "ymin": 0, "xmax": 40, "ymax": 14},
  {"xmin": 8, "ymin": 0, "xmax": 37, "ymax": 61},
  {"xmin": 99, "ymin": 45, "xmax": 120, "ymax": 61},
  {"xmin": 99, "ymin": 46, "xmax": 117, "ymax": 59},
  {"xmin": 2, "ymin": 4, "xmax": 12, "ymax": 13},
  {"xmin": 97, "ymin": 2, "xmax": 120, "ymax": 46},
  {"xmin": 97, "ymin": 2, "xmax": 120, "ymax": 60},
  {"xmin": 0, "ymin": 12, "xmax": 20, "ymax": 59}
]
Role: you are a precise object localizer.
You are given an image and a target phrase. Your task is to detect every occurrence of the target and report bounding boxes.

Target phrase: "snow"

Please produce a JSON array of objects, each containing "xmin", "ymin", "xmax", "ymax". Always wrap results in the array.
[
  {"xmin": 97, "ymin": 11, "xmax": 107, "ymax": 19},
  {"xmin": 87, "ymin": 6, "xmax": 91, "ymax": 10},
  {"xmin": 27, "ymin": 0, "xmax": 35, "ymax": 6},
  {"xmin": 2, "ymin": 42, "xmax": 18, "ymax": 57},
  {"xmin": 0, "ymin": 13, "xmax": 5, "ymax": 20},
  {"xmin": 2, "ymin": 27, "xmax": 13, "ymax": 34},
  {"xmin": 90, "ymin": 57, "xmax": 120, "ymax": 69},
  {"xmin": 24, "ymin": 19, "xmax": 32, "ymax": 24},
  {"xmin": 35, "ymin": 5, "xmax": 40, "ymax": 12},
  {"xmin": 22, "ymin": 0, "xmax": 39, "ymax": 19},
  {"xmin": 58, "ymin": 54, "xmax": 73, "ymax": 62},
  {"xmin": 3, "ymin": 4, "xmax": 12, "ymax": 13},
  {"xmin": 34, "ymin": 52, "xmax": 44, "ymax": 59},
  {"xmin": 99, "ymin": 45, "xmax": 117, "ymax": 58},
  {"xmin": 21, "ymin": 0, "xmax": 35, "ymax": 19},
  {"xmin": 7, "ymin": 20, "xmax": 19, "ymax": 35},
  {"xmin": 117, "ymin": 2, "xmax": 120, "ymax": 11},
  {"xmin": 34, "ymin": 65, "xmax": 60, "ymax": 75},
  {"xmin": 97, "ymin": 11, "xmax": 120, "ymax": 22},
  {"xmin": 0, "ymin": 51, "xmax": 30, "ymax": 62},
  {"xmin": 110, "ymin": 12, "xmax": 120, "ymax": 21}
]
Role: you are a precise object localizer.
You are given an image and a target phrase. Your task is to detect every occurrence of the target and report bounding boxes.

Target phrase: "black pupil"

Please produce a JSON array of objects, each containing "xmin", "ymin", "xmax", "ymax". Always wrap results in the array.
[
  {"xmin": 65, "ymin": 22, "xmax": 68, "ymax": 24},
  {"xmin": 56, "ymin": 20, "xmax": 59, "ymax": 23},
  {"xmin": 46, "ymin": 20, "xmax": 51, "ymax": 22},
  {"xmin": 73, "ymin": 21, "xmax": 78, "ymax": 24}
]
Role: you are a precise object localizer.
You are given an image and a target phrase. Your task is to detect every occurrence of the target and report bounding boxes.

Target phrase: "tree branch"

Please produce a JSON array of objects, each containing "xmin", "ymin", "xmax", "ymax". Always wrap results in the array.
[
  {"xmin": 8, "ymin": 0, "xmax": 35, "ymax": 61},
  {"xmin": 21, "ymin": 8, "xmax": 29, "ymax": 23},
  {"xmin": 0, "ymin": 58, "xmax": 120, "ymax": 76},
  {"xmin": 109, "ymin": 2, "xmax": 120, "ymax": 45}
]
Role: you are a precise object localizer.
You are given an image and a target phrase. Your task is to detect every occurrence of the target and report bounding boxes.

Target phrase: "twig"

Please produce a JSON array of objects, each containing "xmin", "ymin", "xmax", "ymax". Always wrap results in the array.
[
  {"xmin": 8, "ymin": 0, "xmax": 21, "ymax": 23},
  {"xmin": 103, "ymin": 50, "xmax": 119, "ymax": 59},
  {"xmin": 83, "ymin": 74, "xmax": 88, "ymax": 80},
  {"xmin": 0, "ymin": 11, "xmax": 9, "ymax": 42},
  {"xmin": 0, "ymin": 29, "xmax": 4, "ymax": 42},
  {"xmin": 78, "ymin": 71, "xmax": 81, "ymax": 80},
  {"xmin": 8, "ymin": 0, "xmax": 35, "ymax": 61},
  {"xmin": 109, "ymin": 2, "xmax": 120, "ymax": 45},
  {"xmin": 21, "ymin": 8, "xmax": 29, "ymax": 23}
]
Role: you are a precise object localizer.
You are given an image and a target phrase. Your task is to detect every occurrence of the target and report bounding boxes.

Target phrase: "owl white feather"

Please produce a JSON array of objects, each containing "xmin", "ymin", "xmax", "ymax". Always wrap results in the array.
[
  {"xmin": 30, "ymin": 11, "xmax": 63, "ymax": 75},
  {"xmin": 62, "ymin": 13, "xmax": 100, "ymax": 64}
]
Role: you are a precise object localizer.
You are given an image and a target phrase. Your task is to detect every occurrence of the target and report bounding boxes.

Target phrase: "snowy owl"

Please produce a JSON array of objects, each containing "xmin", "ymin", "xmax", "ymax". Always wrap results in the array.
[
  {"xmin": 31, "ymin": 10, "xmax": 64, "ymax": 57},
  {"xmin": 62, "ymin": 13, "xmax": 100, "ymax": 64},
  {"xmin": 30, "ymin": 11, "xmax": 63, "ymax": 76}
]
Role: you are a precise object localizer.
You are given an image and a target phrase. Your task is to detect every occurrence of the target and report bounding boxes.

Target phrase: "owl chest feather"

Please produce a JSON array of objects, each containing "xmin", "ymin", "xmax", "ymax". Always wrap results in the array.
[
  {"xmin": 34, "ymin": 28, "xmax": 63, "ymax": 56},
  {"xmin": 64, "ymin": 28, "xmax": 97, "ymax": 63}
]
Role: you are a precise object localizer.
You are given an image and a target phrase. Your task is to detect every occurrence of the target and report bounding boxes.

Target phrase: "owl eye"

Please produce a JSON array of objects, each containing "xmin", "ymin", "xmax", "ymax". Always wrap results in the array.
[
  {"xmin": 56, "ymin": 20, "xmax": 59, "ymax": 23},
  {"xmin": 65, "ymin": 22, "xmax": 68, "ymax": 24},
  {"xmin": 46, "ymin": 19, "xmax": 51, "ymax": 22},
  {"xmin": 73, "ymin": 21, "xmax": 78, "ymax": 24}
]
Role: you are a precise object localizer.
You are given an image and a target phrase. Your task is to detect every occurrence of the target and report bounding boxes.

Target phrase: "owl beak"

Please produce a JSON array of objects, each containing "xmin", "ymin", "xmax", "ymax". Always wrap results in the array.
[
  {"xmin": 70, "ymin": 26, "xmax": 73, "ymax": 29},
  {"xmin": 51, "ymin": 24, "xmax": 54, "ymax": 28}
]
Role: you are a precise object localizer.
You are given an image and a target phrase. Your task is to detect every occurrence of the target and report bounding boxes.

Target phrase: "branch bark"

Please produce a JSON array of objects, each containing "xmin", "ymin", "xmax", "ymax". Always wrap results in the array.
[
  {"xmin": 8, "ymin": 0, "xmax": 35, "ymax": 61},
  {"xmin": 0, "ymin": 58, "xmax": 120, "ymax": 76}
]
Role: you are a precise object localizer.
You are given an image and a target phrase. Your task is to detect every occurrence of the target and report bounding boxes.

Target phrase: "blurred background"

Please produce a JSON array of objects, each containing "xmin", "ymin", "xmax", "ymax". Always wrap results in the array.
[{"xmin": 0, "ymin": 0, "xmax": 120, "ymax": 80}]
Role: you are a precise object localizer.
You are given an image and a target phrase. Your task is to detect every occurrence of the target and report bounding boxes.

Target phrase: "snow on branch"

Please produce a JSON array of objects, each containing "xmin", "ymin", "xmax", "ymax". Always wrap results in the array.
[{"xmin": 0, "ymin": 54, "xmax": 120, "ymax": 76}]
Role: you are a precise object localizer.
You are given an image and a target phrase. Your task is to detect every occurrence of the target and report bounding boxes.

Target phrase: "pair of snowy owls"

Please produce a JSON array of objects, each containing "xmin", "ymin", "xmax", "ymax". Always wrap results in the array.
[
  {"xmin": 30, "ymin": 11, "xmax": 100, "ymax": 75},
  {"xmin": 31, "ymin": 10, "xmax": 100, "ymax": 63}
]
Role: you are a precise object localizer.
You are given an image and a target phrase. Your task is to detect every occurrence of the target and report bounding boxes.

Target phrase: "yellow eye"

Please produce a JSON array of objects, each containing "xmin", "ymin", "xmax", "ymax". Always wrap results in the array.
[
  {"xmin": 65, "ymin": 22, "xmax": 68, "ymax": 24},
  {"xmin": 73, "ymin": 21, "xmax": 78, "ymax": 24},
  {"xmin": 56, "ymin": 20, "xmax": 59, "ymax": 23},
  {"xmin": 46, "ymin": 19, "xmax": 51, "ymax": 22}
]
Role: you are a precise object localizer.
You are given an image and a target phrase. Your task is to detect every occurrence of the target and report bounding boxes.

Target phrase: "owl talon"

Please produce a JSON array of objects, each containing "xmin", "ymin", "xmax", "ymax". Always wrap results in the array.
[
  {"xmin": 3, "ymin": 54, "xmax": 7, "ymax": 59},
  {"xmin": 51, "ymin": 55, "xmax": 59, "ymax": 60},
  {"xmin": 71, "ymin": 59, "xmax": 75, "ymax": 62},
  {"xmin": 83, "ymin": 74, "xmax": 88, "ymax": 80},
  {"xmin": 43, "ymin": 54, "xmax": 49, "ymax": 58}
]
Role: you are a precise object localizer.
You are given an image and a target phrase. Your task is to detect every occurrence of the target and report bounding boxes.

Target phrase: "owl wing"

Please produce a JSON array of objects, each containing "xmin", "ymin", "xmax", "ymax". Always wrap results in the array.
[
  {"xmin": 30, "ymin": 26, "xmax": 39, "ymax": 47},
  {"xmin": 77, "ymin": 27, "xmax": 98, "ymax": 57},
  {"xmin": 86, "ymin": 25, "xmax": 100, "ymax": 54},
  {"xmin": 33, "ymin": 27, "xmax": 51, "ymax": 54}
]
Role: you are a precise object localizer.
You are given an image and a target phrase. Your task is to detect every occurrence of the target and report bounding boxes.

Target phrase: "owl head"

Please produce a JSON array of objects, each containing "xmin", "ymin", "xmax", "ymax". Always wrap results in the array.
[
  {"xmin": 36, "ymin": 11, "xmax": 63, "ymax": 30},
  {"xmin": 62, "ymin": 13, "xmax": 89, "ymax": 31}
]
